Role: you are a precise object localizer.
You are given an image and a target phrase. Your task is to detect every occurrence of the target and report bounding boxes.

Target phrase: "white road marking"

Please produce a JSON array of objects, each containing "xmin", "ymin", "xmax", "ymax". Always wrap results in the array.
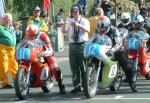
[
  {"xmin": 92, "ymin": 97, "xmax": 150, "ymax": 100},
  {"xmin": 114, "ymin": 95, "xmax": 123, "ymax": 99},
  {"xmin": 14, "ymin": 101, "xmax": 27, "ymax": 103},
  {"xmin": 58, "ymin": 97, "xmax": 150, "ymax": 100}
]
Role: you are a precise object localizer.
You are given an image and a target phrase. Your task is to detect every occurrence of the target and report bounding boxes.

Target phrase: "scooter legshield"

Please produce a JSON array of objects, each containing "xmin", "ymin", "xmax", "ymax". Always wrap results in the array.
[{"xmin": 98, "ymin": 60, "xmax": 118, "ymax": 89}]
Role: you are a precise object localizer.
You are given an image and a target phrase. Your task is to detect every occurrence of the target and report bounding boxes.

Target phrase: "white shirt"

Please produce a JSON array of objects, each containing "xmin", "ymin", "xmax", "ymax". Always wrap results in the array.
[{"xmin": 65, "ymin": 17, "xmax": 90, "ymax": 43}]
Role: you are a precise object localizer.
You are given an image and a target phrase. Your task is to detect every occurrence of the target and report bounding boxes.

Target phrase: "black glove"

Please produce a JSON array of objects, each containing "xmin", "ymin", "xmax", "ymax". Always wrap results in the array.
[{"xmin": 106, "ymin": 50, "xmax": 114, "ymax": 56}]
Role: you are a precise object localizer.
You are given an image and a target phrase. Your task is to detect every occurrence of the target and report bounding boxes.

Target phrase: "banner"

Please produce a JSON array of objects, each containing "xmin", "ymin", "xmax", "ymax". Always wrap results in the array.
[
  {"xmin": 0, "ymin": 0, "xmax": 5, "ymax": 24},
  {"xmin": 41, "ymin": 0, "xmax": 50, "ymax": 17},
  {"xmin": 78, "ymin": 0, "xmax": 86, "ymax": 16}
]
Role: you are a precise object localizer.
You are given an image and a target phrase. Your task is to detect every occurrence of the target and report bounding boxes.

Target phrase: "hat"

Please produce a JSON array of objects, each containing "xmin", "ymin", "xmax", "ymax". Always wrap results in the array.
[
  {"xmin": 59, "ymin": 8, "xmax": 64, "ymax": 12},
  {"xmin": 72, "ymin": 6, "xmax": 79, "ymax": 12},
  {"xmin": 33, "ymin": 6, "xmax": 41, "ymax": 11}
]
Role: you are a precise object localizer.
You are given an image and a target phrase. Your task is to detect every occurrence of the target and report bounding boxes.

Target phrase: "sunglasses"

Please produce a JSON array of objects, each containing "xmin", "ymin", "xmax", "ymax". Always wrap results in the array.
[
  {"xmin": 34, "ymin": 10, "xmax": 40, "ymax": 13},
  {"xmin": 72, "ymin": 11, "xmax": 78, "ymax": 13}
]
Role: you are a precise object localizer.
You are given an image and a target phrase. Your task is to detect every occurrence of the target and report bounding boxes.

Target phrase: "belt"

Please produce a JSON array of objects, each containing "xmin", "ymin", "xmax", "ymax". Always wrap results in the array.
[{"xmin": 70, "ymin": 42, "xmax": 86, "ymax": 45}]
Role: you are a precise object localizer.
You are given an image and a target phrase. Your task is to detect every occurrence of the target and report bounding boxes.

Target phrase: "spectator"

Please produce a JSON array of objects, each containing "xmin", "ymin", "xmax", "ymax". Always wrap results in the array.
[
  {"xmin": 47, "ymin": 22, "xmax": 57, "ymax": 51},
  {"xmin": 145, "ymin": 9, "xmax": 150, "ymax": 34},
  {"xmin": 88, "ymin": 7, "xmax": 104, "ymax": 38},
  {"xmin": 55, "ymin": 8, "xmax": 64, "ymax": 27},
  {"xmin": 140, "ymin": 8, "xmax": 148, "ymax": 17},
  {"xmin": 138, "ymin": 0, "xmax": 145, "ymax": 11},
  {"xmin": 101, "ymin": 0, "xmax": 113, "ymax": 18},
  {"xmin": 13, "ymin": 22, "xmax": 23, "ymax": 45},
  {"xmin": 141, "ymin": 9, "xmax": 149, "ymax": 19},
  {"xmin": 62, "ymin": 5, "xmax": 90, "ymax": 93},
  {"xmin": 0, "ymin": 13, "xmax": 18, "ymax": 88},
  {"xmin": 27, "ymin": 6, "xmax": 48, "ymax": 33}
]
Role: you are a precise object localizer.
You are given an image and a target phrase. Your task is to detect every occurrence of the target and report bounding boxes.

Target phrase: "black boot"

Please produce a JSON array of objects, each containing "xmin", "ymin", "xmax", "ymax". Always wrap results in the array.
[
  {"xmin": 59, "ymin": 84, "xmax": 66, "ymax": 94},
  {"xmin": 127, "ymin": 76, "xmax": 138, "ymax": 92},
  {"xmin": 71, "ymin": 86, "xmax": 82, "ymax": 93},
  {"xmin": 129, "ymin": 82, "xmax": 138, "ymax": 92},
  {"xmin": 55, "ymin": 68, "xmax": 66, "ymax": 94},
  {"xmin": 57, "ymin": 80, "xmax": 66, "ymax": 94}
]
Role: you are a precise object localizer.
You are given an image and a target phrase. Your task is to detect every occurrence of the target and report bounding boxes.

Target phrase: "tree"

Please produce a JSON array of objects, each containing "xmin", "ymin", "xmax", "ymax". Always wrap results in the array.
[{"xmin": 5, "ymin": 0, "xmax": 149, "ymax": 22}]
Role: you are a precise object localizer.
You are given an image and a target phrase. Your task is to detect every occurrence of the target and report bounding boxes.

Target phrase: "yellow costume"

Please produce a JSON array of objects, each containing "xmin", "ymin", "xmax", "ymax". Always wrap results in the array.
[
  {"xmin": 27, "ymin": 17, "xmax": 48, "ymax": 33},
  {"xmin": 88, "ymin": 16, "xmax": 99, "ymax": 38},
  {"xmin": 0, "ymin": 25, "xmax": 18, "ymax": 87}
]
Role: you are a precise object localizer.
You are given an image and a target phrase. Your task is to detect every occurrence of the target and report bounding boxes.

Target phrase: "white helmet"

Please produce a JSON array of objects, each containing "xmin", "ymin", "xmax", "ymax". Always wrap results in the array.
[
  {"xmin": 132, "ymin": 15, "xmax": 144, "ymax": 23},
  {"xmin": 121, "ymin": 12, "xmax": 131, "ymax": 26},
  {"xmin": 132, "ymin": 14, "xmax": 145, "ymax": 28}
]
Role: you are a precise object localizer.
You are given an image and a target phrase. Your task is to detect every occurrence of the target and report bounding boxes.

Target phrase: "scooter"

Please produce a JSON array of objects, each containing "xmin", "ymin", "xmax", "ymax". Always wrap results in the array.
[
  {"xmin": 83, "ymin": 34, "xmax": 123, "ymax": 98},
  {"xmin": 15, "ymin": 39, "xmax": 54, "ymax": 100},
  {"xmin": 124, "ymin": 30, "xmax": 150, "ymax": 80}
]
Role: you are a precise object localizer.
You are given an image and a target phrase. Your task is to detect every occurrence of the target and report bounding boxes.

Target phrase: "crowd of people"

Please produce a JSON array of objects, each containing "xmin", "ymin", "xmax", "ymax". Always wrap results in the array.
[{"xmin": 0, "ymin": 0, "xmax": 150, "ymax": 95}]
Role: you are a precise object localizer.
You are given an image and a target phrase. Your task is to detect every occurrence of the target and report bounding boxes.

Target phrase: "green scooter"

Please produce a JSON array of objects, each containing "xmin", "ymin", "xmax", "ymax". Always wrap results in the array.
[{"xmin": 83, "ymin": 35, "xmax": 123, "ymax": 98}]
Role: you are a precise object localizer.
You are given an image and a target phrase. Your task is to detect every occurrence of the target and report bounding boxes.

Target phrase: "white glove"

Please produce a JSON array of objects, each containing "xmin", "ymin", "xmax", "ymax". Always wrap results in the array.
[{"xmin": 44, "ymin": 48, "xmax": 53, "ymax": 57}]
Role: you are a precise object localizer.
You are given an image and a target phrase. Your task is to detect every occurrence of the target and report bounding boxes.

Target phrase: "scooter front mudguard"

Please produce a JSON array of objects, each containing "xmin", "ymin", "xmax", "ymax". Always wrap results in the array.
[{"xmin": 98, "ymin": 60, "xmax": 118, "ymax": 89}]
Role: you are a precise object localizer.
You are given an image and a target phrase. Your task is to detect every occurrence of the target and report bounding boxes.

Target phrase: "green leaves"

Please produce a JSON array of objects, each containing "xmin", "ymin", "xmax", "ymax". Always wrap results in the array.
[{"xmin": 4, "ymin": 0, "xmax": 149, "ymax": 22}]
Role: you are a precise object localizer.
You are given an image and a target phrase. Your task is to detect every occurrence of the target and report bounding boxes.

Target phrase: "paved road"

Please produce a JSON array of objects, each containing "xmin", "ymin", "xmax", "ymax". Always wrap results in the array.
[{"xmin": 0, "ymin": 57, "xmax": 150, "ymax": 103}]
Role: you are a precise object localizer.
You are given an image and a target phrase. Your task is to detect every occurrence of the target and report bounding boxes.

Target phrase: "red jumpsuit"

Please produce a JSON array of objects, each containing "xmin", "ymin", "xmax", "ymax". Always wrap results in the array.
[{"xmin": 39, "ymin": 32, "xmax": 62, "ymax": 80}]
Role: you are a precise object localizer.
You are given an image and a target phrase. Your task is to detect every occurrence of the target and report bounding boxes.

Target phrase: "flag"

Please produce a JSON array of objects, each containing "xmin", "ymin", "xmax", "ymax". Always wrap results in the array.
[
  {"xmin": 78, "ymin": 0, "xmax": 86, "ymax": 16},
  {"xmin": 41, "ymin": 0, "xmax": 50, "ymax": 17},
  {"xmin": 97, "ymin": 0, "xmax": 102, "ymax": 3},
  {"xmin": 0, "ymin": 0, "xmax": 5, "ymax": 24}
]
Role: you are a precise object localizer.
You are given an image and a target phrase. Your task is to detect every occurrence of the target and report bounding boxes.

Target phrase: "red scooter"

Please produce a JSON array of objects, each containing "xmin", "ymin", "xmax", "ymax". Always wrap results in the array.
[
  {"xmin": 123, "ymin": 32, "xmax": 150, "ymax": 80},
  {"xmin": 15, "ymin": 39, "xmax": 54, "ymax": 100}
]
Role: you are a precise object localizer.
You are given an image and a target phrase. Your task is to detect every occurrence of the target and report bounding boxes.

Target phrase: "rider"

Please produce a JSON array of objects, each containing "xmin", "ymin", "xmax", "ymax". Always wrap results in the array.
[
  {"xmin": 96, "ymin": 16, "xmax": 138, "ymax": 92},
  {"xmin": 93, "ymin": 16, "xmax": 113, "ymax": 63},
  {"xmin": 128, "ymin": 14, "xmax": 147, "ymax": 32},
  {"xmin": 96, "ymin": 16, "xmax": 121, "ymax": 53},
  {"xmin": 25, "ymin": 24, "xmax": 66, "ymax": 94},
  {"xmin": 118, "ymin": 12, "xmax": 132, "ymax": 29},
  {"xmin": 127, "ymin": 14, "xmax": 150, "ymax": 49},
  {"xmin": 115, "ymin": 14, "xmax": 150, "ymax": 92}
]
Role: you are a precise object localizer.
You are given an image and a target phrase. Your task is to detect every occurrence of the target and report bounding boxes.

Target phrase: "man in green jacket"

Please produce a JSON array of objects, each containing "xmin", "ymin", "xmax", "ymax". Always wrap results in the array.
[{"xmin": 0, "ymin": 13, "xmax": 18, "ymax": 88}]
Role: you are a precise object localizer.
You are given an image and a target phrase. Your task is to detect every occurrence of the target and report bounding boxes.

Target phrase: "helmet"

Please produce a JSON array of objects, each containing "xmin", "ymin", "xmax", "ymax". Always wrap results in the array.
[
  {"xmin": 132, "ymin": 15, "xmax": 144, "ymax": 29},
  {"xmin": 121, "ymin": 12, "xmax": 131, "ymax": 26},
  {"xmin": 97, "ymin": 16, "xmax": 111, "ymax": 35},
  {"xmin": 132, "ymin": 15, "xmax": 144, "ymax": 23},
  {"xmin": 26, "ymin": 24, "xmax": 39, "ymax": 37}
]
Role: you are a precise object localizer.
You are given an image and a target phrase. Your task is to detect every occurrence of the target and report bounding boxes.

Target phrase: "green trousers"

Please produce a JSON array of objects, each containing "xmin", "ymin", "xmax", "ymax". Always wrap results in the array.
[{"xmin": 69, "ymin": 43, "xmax": 86, "ymax": 87}]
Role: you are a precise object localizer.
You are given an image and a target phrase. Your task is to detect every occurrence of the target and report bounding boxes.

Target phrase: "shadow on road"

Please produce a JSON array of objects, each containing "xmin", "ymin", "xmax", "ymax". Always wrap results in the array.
[
  {"xmin": 0, "ymin": 91, "xmax": 88, "ymax": 102},
  {"xmin": 0, "ymin": 79, "xmax": 150, "ymax": 102}
]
